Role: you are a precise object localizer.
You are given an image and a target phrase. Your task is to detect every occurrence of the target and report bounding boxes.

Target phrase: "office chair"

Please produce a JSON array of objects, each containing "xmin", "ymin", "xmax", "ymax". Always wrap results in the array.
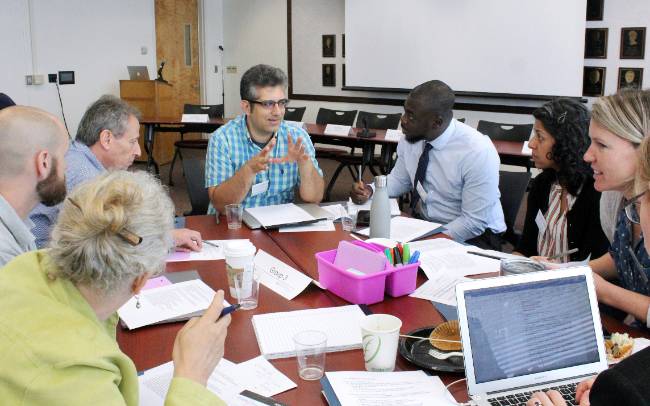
[
  {"xmin": 283, "ymin": 106, "xmax": 306, "ymax": 121},
  {"xmin": 182, "ymin": 158, "xmax": 210, "ymax": 216},
  {"xmin": 498, "ymin": 170, "xmax": 532, "ymax": 246},
  {"xmin": 477, "ymin": 120, "xmax": 533, "ymax": 170},
  {"xmin": 168, "ymin": 104, "xmax": 223, "ymax": 186}
]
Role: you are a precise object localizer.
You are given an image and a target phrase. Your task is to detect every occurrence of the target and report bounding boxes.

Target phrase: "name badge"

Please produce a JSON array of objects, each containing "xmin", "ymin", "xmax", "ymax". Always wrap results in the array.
[
  {"xmin": 416, "ymin": 181, "xmax": 427, "ymax": 201},
  {"xmin": 535, "ymin": 210, "xmax": 547, "ymax": 234},
  {"xmin": 251, "ymin": 180, "xmax": 269, "ymax": 196}
]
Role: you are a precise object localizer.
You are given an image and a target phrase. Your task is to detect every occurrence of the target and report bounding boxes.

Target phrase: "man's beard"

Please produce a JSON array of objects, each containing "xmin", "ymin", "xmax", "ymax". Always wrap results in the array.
[
  {"xmin": 36, "ymin": 158, "xmax": 67, "ymax": 207},
  {"xmin": 404, "ymin": 133, "xmax": 426, "ymax": 144}
]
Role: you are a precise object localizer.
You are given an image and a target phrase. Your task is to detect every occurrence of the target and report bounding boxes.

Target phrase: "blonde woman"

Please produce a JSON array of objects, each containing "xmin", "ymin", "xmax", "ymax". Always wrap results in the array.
[
  {"xmin": 583, "ymin": 90, "xmax": 650, "ymax": 328},
  {"xmin": 0, "ymin": 171, "xmax": 230, "ymax": 405},
  {"xmin": 527, "ymin": 123, "xmax": 650, "ymax": 406}
]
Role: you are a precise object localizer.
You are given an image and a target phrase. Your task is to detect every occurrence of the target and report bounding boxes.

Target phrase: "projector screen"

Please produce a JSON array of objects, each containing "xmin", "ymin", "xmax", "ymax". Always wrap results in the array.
[{"xmin": 345, "ymin": 0, "xmax": 586, "ymax": 97}]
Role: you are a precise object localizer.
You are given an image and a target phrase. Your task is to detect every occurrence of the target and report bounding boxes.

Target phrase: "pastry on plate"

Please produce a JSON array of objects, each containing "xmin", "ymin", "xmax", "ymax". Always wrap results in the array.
[
  {"xmin": 429, "ymin": 320, "xmax": 461, "ymax": 351},
  {"xmin": 605, "ymin": 332, "xmax": 634, "ymax": 363}
]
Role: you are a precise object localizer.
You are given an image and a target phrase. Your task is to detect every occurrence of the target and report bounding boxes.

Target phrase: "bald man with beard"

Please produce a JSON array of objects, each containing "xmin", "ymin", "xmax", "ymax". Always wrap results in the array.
[{"xmin": 0, "ymin": 106, "xmax": 69, "ymax": 266}]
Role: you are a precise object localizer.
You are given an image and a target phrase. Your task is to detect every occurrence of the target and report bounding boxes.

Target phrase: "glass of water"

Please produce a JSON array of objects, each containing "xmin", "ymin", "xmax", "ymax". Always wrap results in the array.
[
  {"xmin": 341, "ymin": 203, "xmax": 358, "ymax": 232},
  {"xmin": 293, "ymin": 330, "xmax": 327, "ymax": 380}
]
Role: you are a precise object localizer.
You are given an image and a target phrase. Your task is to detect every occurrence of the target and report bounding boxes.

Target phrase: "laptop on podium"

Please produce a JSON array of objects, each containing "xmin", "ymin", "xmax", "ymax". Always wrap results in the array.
[
  {"xmin": 127, "ymin": 66, "xmax": 150, "ymax": 80},
  {"xmin": 456, "ymin": 267, "xmax": 607, "ymax": 406}
]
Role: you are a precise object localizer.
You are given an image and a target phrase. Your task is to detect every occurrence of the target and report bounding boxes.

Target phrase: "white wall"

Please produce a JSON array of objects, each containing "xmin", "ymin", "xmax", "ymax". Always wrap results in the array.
[
  {"xmin": 201, "ymin": 0, "xmax": 225, "ymax": 106},
  {"xmin": 0, "ymin": 0, "xmax": 157, "ymax": 136}
]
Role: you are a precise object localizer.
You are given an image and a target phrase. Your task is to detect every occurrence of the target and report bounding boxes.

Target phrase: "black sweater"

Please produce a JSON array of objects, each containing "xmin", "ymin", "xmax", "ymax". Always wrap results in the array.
[
  {"xmin": 590, "ymin": 347, "xmax": 650, "ymax": 406},
  {"xmin": 515, "ymin": 171, "xmax": 609, "ymax": 261}
]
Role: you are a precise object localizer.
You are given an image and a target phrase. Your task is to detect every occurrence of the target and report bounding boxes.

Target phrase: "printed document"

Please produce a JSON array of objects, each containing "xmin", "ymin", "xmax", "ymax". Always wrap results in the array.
[
  {"xmin": 356, "ymin": 216, "xmax": 442, "ymax": 242},
  {"xmin": 324, "ymin": 124, "xmax": 351, "ymax": 136},
  {"xmin": 181, "ymin": 113, "xmax": 209, "ymax": 123},
  {"xmin": 410, "ymin": 273, "xmax": 471, "ymax": 306},
  {"xmin": 324, "ymin": 371, "xmax": 455, "ymax": 406},
  {"xmin": 166, "ymin": 239, "xmax": 250, "ymax": 262},
  {"xmin": 348, "ymin": 198, "xmax": 401, "ymax": 216}
]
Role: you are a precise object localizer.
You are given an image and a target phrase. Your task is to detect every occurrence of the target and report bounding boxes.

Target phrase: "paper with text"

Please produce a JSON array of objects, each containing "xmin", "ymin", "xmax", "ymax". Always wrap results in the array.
[
  {"xmin": 118, "ymin": 279, "xmax": 217, "ymax": 329},
  {"xmin": 384, "ymin": 129, "xmax": 404, "ymax": 141},
  {"xmin": 325, "ymin": 371, "xmax": 455, "ymax": 406},
  {"xmin": 181, "ymin": 113, "xmax": 209, "ymax": 123},
  {"xmin": 356, "ymin": 216, "xmax": 442, "ymax": 242},
  {"xmin": 410, "ymin": 273, "xmax": 471, "ymax": 306},
  {"xmin": 253, "ymin": 249, "xmax": 313, "ymax": 300},
  {"xmin": 166, "ymin": 239, "xmax": 250, "ymax": 262},
  {"xmin": 245, "ymin": 203, "xmax": 315, "ymax": 228},
  {"xmin": 252, "ymin": 305, "xmax": 365, "ymax": 359}
]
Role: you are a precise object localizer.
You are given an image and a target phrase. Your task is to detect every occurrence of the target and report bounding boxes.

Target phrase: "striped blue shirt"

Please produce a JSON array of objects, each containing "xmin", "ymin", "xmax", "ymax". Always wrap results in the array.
[{"xmin": 205, "ymin": 115, "xmax": 322, "ymax": 213}]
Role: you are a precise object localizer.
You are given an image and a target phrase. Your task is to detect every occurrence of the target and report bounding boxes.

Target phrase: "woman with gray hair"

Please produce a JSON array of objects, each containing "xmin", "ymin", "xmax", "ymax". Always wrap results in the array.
[
  {"xmin": 0, "ymin": 170, "xmax": 230, "ymax": 405},
  {"xmin": 583, "ymin": 90, "xmax": 650, "ymax": 330}
]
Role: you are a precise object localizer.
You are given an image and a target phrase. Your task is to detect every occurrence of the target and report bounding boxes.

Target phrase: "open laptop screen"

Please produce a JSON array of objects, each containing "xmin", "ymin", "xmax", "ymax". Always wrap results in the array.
[{"xmin": 464, "ymin": 275, "xmax": 600, "ymax": 384}]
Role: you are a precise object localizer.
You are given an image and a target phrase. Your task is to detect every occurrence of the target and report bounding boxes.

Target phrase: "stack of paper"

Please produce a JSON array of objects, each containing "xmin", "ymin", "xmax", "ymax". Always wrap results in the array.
[
  {"xmin": 321, "ymin": 371, "xmax": 456, "ymax": 406},
  {"xmin": 408, "ymin": 239, "xmax": 501, "ymax": 279},
  {"xmin": 245, "ymin": 203, "xmax": 316, "ymax": 228},
  {"xmin": 348, "ymin": 198, "xmax": 401, "ymax": 216},
  {"xmin": 356, "ymin": 216, "xmax": 442, "ymax": 242},
  {"xmin": 324, "ymin": 124, "xmax": 351, "ymax": 136},
  {"xmin": 139, "ymin": 356, "xmax": 296, "ymax": 406},
  {"xmin": 252, "ymin": 305, "xmax": 365, "ymax": 359},
  {"xmin": 279, "ymin": 219, "xmax": 335, "ymax": 233},
  {"xmin": 118, "ymin": 279, "xmax": 224, "ymax": 329}
]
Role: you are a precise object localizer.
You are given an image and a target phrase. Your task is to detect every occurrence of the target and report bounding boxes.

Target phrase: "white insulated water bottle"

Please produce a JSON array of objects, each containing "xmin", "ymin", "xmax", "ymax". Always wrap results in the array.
[{"xmin": 369, "ymin": 175, "xmax": 391, "ymax": 238}]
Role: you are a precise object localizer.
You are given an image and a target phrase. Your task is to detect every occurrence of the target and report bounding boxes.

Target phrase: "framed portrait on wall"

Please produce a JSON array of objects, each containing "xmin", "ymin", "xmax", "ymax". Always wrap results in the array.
[
  {"xmin": 620, "ymin": 27, "xmax": 646, "ymax": 59},
  {"xmin": 586, "ymin": 0, "xmax": 604, "ymax": 21},
  {"xmin": 322, "ymin": 34, "xmax": 336, "ymax": 58},
  {"xmin": 585, "ymin": 28, "xmax": 608, "ymax": 58},
  {"xmin": 342, "ymin": 64, "xmax": 346, "ymax": 86},
  {"xmin": 322, "ymin": 64, "xmax": 336, "ymax": 86},
  {"xmin": 342, "ymin": 34, "xmax": 345, "ymax": 57},
  {"xmin": 618, "ymin": 68, "xmax": 643, "ymax": 91},
  {"xmin": 583, "ymin": 67, "xmax": 606, "ymax": 97}
]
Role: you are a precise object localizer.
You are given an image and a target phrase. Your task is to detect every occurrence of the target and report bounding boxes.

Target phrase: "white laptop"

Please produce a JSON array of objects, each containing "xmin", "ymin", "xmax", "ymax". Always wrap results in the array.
[
  {"xmin": 127, "ymin": 66, "xmax": 150, "ymax": 80},
  {"xmin": 455, "ymin": 267, "xmax": 607, "ymax": 406}
]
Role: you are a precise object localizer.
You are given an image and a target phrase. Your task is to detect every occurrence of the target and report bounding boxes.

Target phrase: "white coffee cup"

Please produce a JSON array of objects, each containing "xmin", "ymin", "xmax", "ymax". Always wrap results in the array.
[
  {"xmin": 360, "ymin": 314, "xmax": 402, "ymax": 372},
  {"xmin": 224, "ymin": 240, "xmax": 256, "ymax": 298}
]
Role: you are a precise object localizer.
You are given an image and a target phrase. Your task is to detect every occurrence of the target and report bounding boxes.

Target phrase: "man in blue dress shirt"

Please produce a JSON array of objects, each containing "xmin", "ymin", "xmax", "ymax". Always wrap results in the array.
[
  {"xmin": 351, "ymin": 80, "xmax": 505, "ymax": 249},
  {"xmin": 205, "ymin": 64, "xmax": 324, "ymax": 214},
  {"xmin": 29, "ymin": 95, "xmax": 203, "ymax": 251}
]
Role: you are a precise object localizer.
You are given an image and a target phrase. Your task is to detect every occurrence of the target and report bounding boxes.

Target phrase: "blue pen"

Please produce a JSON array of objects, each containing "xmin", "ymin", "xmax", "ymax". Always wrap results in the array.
[
  {"xmin": 219, "ymin": 303, "xmax": 241, "ymax": 320},
  {"xmin": 408, "ymin": 250, "xmax": 420, "ymax": 264}
]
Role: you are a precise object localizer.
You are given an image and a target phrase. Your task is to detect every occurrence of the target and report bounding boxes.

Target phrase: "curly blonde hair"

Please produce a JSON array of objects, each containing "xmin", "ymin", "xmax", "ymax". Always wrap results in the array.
[{"xmin": 49, "ymin": 170, "xmax": 174, "ymax": 293}]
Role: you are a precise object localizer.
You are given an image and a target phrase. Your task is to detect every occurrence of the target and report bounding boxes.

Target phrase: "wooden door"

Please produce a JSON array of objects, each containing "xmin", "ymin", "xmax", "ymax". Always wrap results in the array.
[{"xmin": 153, "ymin": 0, "xmax": 201, "ymax": 164}]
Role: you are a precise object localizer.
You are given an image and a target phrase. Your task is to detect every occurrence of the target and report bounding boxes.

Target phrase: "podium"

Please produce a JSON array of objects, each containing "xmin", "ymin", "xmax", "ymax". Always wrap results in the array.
[{"xmin": 120, "ymin": 80, "xmax": 176, "ymax": 165}]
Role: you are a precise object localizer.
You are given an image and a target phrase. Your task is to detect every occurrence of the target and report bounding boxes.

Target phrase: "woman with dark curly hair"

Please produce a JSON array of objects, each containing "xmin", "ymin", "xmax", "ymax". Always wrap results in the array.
[{"xmin": 514, "ymin": 98, "xmax": 609, "ymax": 262}]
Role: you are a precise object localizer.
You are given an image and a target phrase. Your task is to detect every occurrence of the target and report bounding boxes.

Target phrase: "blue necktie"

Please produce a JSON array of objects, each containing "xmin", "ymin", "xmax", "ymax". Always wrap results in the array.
[{"xmin": 410, "ymin": 142, "xmax": 433, "ymax": 211}]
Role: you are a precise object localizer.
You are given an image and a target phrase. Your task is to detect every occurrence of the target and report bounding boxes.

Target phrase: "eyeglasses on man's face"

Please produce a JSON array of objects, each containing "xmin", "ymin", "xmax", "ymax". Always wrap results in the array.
[
  {"xmin": 624, "ymin": 191, "xmax": 646, "ymax": 224},
  {"xmin": 247, "ymin": 99, "xmax": 290, "ymax": 110}
]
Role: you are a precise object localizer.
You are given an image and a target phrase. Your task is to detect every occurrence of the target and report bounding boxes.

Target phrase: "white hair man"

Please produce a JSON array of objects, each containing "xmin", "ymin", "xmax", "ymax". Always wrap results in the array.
[
  {"xmin": 0, "ymin": 106, "xmax": 69, "ymax": 266},
  {"xmin": 29, "ymin": 95, "xmax": 203, "ymax": 251}
]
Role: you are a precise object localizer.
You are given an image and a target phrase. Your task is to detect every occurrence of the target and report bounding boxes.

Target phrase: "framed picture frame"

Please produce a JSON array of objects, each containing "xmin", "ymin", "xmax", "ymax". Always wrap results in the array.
[
  {"xmin": 585, "ymin": 28, "xmax": 608, "ymax": 58},
  {"xmin": 322, "ymin": 64, "xmax": 336, "ymax": 87},
  {"xmin": 586, "ymin": 0, "xmax": 604, "ymax": 21},
  {"xmin": 583, "ymin": 67, "xmax": 606, "ymax": 97},
  {"xmin": 322, "ymin": 34, "xmax": 336, "ymax": 58},
  {"xmin": 342, "ymin": 33, "xmax": 345, "ymax": 58},
  {"xmin": 618, "ymin": 68, "xmax": 643, "ymax": 91},
  {"xmin": 620, "ymin": 27, "xmax": 646, "ymax": 59},
  {"xmin": 342, "ymin": 64, "xmax": 346, "ymax": 87}
]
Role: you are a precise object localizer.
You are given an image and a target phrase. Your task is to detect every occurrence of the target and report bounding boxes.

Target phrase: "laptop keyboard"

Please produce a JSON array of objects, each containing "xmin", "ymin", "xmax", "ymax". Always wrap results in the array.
[{"xmin": 487, "ymin": 382, "xmax": 578, "ymax": 406}]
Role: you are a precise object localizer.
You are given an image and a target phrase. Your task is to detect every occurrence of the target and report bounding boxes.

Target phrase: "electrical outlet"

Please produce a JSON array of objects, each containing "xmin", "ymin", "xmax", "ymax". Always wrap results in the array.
[
  {"xmin": 226, "ymin": 66, "xmax": 237, "ymax": 73},
  {"xmin": 48, "ymin": 74, "xmax": 57, "ymax": 83},
  {"xmin": 33, "ymin": 75, "xmax": 44, "ymax": 85},
  {"xmin": 25, "ymin": 75, "xmax": 33, "ymax": 85}
]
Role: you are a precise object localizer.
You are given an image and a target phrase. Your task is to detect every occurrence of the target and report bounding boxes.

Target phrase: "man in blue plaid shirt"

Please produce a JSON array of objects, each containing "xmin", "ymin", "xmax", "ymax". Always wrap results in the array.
[{"xmin": 205, "ymin": 64, "xmax": 323, "ymax": 214}]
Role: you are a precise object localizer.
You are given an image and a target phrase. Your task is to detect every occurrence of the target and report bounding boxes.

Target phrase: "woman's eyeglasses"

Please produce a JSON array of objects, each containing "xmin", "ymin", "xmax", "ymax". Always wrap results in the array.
[{"xmin": 624, "ymin": 192, "xmax": 646, "ymax": 224}]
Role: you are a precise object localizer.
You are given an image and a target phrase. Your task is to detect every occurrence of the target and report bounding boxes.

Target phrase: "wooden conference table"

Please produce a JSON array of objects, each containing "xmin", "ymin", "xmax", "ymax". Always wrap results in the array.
[
  {"xmin": 139, "ymin": 116, "xmax": 531, "ymax": 175},
  {"xmin": 117, "ymin": 215, "xmax": 650, "ymax": 405}
]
